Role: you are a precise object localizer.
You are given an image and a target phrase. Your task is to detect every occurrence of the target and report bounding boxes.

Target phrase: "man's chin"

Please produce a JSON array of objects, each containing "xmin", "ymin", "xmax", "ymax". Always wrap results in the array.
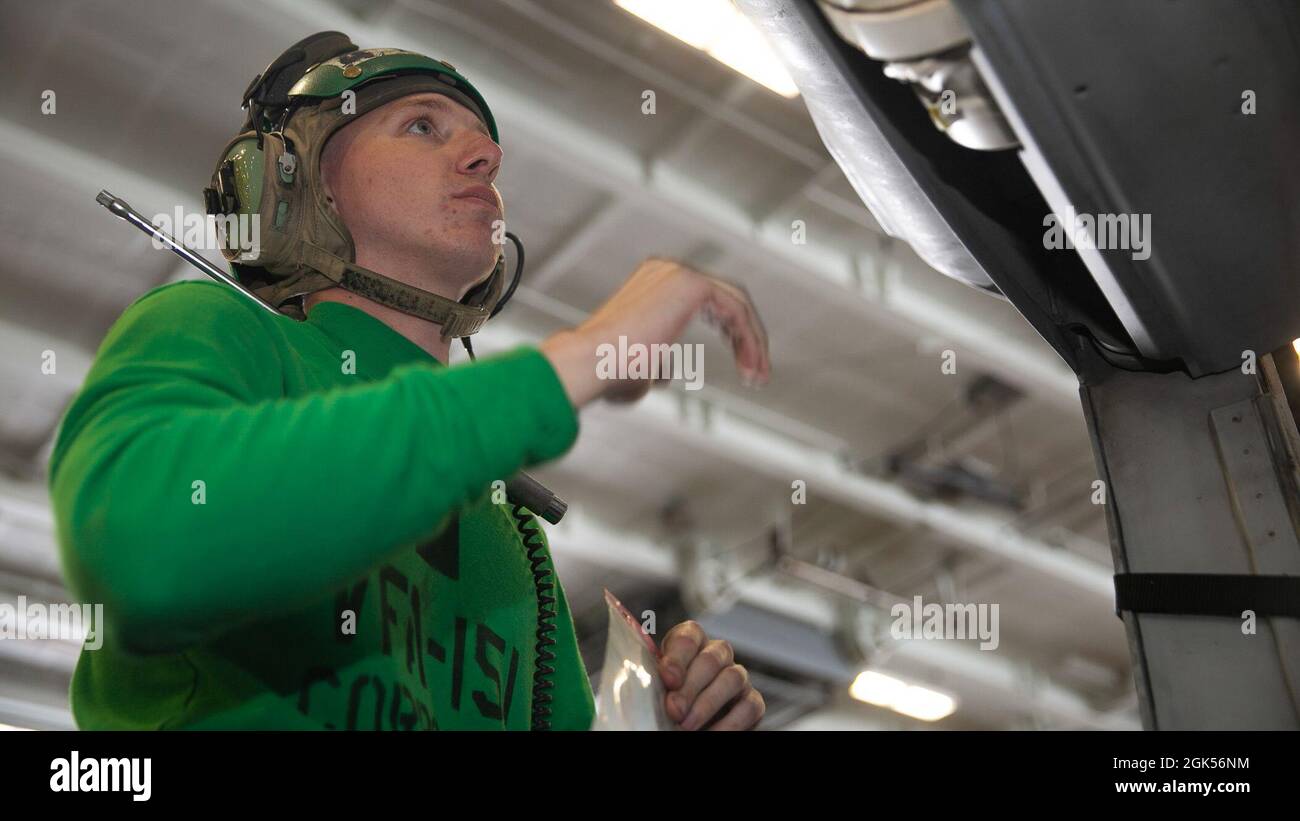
[{"xmin": 455, "ymin": 252, "xmax": 505, "ymax": 299}]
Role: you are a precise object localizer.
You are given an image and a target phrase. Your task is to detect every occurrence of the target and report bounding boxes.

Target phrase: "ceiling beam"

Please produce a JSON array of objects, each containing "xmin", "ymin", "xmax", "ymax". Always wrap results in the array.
[{"xmin": 525, "ymin": 193, "xmax": 634, "ymax": 291}]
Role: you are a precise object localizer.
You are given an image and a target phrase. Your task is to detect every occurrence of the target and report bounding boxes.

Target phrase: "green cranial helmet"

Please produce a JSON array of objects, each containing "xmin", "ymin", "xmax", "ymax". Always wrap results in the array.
[{"xmin": 205, "ymin": 31, "xmax": 505, "ymax": 338}]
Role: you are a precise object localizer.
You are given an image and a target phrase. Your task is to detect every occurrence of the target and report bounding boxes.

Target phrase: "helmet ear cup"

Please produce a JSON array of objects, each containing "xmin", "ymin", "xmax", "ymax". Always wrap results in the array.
[
  {"xmin": 205, "ymin": 134, "xmax": 268, "ymax": 266},
  {"xmin": 205, "ymin": 160, "xmax": 239, "ymax": 214}
]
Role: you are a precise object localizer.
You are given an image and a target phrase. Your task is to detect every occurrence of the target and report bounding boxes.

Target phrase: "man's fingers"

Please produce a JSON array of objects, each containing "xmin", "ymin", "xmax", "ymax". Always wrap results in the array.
[
  {"xmin": 703, "ymin": 279, "xmax": 769, "ymax": 385},
  {"xmin": 706, "ymin": 688, "xmax": 766, "ymax": 731},
  {"xmin": 679, "ymin": 663, "xmax": 750, "ymax": 731},
  {"xmin": 712, "ymin": 278, "xmax": 768, "ymax": 356},
  {"xmin": 581, "ymin": 258, "xmax": 769, "ymax": 406},
  {"xmin": 658, "ymin": 620, "xmax": 706, "ymax": 689},
  {"xmin": 664, "ymin": 638, "xmax": 734, "ymax": 722}
]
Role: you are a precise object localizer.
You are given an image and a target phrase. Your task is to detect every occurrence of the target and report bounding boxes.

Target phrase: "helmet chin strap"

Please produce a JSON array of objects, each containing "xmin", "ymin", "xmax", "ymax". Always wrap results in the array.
[
  {"xmin": 298, "ymin": 241, "xmax": 502, "ymax": 340},
  {"xmin": 459, "ymin": 231, "xmax": 525, "ymax": 361}
]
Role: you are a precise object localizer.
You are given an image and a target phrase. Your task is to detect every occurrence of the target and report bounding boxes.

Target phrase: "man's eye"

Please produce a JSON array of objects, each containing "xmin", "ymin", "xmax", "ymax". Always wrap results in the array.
[{"xmin": 408, "ymin": 118, "xmax": 435, "ymax": 136}]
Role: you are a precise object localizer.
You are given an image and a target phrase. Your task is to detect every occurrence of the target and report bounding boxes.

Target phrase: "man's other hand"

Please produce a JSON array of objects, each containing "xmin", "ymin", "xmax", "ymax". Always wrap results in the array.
[{"xmin": 657, "ymin": 619, "xmax": 765, "ymax": 731}]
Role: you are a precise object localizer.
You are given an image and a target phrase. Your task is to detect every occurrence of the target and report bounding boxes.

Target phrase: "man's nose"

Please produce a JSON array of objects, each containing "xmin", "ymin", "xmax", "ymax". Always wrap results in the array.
[{"xmin": 459, "ymin": 133, "xmax": 502, "ymax": 181}]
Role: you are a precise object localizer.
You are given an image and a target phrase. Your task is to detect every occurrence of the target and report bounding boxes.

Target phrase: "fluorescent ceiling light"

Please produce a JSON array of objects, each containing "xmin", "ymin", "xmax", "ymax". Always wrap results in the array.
[
  {"xmin": 849, "ymin": 670, "xmax": 957, "ymax": 722},
  {"xmin": 1292, "ymin": 338, "xmax": 1300, "ymax": 358},
  {"xmin": 614, "ymin": 0, "xmax": 800, "ymax": 98}
]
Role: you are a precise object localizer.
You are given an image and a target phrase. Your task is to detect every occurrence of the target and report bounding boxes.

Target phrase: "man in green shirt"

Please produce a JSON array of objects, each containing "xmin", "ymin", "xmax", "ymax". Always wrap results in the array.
[{"xmin": 48, "ymin": 32, "xmax": 770, "ymax": 730}]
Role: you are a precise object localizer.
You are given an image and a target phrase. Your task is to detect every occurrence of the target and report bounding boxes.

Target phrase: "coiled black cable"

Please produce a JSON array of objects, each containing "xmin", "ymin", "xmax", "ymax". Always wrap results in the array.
[
  {"xmin": 461, "ymin": 233, "xmax": 561, "ymax": 728},
  {"xmin": 510, "ymin": 504, "xmax": 558, "ymax": 730}
]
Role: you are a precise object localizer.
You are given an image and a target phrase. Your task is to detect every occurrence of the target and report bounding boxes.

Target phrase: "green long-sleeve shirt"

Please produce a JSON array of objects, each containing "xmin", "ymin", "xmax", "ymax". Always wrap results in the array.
[{"xmin": 47, "ymin": 280, "xmax": 595, "ymax": 730}]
